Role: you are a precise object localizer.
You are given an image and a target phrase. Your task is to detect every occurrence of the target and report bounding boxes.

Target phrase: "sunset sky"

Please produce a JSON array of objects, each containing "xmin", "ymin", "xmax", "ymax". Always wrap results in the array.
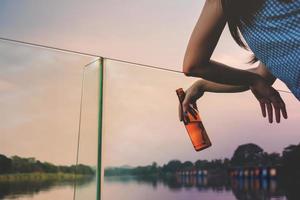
[{"xmin": 0, "ymin": 1, "xmax": 298, "ymax": 168}]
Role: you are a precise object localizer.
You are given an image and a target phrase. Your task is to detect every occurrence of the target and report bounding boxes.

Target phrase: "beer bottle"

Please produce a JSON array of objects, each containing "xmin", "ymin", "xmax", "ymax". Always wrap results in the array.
[{"xmin": 176, "ymin": 88, "xmax": 212, "ymax": 151}]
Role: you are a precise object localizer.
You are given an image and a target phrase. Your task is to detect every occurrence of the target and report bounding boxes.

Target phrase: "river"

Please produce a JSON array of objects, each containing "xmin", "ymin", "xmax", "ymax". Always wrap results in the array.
[
  {"xmin": 2, "ymin": 175, "xmax": 300, "ymax": 199},
  {"xmin": 103, "ymin": 175, "xmax": 299, "ymax": 200},
  {"xmin": 0, "ymin": 176, "xmax": 97, "ymax": 200}
]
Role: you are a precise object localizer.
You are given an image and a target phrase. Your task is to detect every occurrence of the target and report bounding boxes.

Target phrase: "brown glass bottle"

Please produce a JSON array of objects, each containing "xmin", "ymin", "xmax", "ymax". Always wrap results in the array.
[{"xmin": 176, "ymin": 88, "xmax": 212, "ymax": 151}]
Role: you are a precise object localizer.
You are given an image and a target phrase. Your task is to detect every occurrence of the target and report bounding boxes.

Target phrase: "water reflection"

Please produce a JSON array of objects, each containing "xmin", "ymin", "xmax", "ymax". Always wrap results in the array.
[
  {"xmin": 0, "ymin": 176, "xmax": 95, "ymax": 199},
  {"xmin": 105, "ymin": 175, "xmax": 300, "ymax": 200},
  {"xmin": 231, "ymin": 178, "xmax": 285, "ymax": 200}
]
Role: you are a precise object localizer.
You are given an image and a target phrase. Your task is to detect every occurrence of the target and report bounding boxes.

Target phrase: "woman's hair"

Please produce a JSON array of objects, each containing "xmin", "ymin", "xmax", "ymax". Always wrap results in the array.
[{"xmin": 220, "ymin": 0, "xmax": 292, "ymax": 64}]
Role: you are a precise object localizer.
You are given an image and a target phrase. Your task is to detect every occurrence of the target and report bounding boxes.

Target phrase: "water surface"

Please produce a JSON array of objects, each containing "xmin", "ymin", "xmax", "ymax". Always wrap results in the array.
[{"xmin": 103, "ymin": 175, "xmax": 296, "ymax": 200}]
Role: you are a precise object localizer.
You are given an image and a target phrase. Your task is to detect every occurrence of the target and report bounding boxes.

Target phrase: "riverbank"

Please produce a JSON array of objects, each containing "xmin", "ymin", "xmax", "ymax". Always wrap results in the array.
[{"xmin": 0, "ymin": 172, "xmax": 94, "ymax": 182}]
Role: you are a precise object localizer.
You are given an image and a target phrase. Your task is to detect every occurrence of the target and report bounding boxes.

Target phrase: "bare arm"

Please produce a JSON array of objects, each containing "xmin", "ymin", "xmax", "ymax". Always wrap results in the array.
[
  {"xmin": 181, "ymin": 0, "xmax": 287, "ymax": 123},
  {"xmin": 182, "ymin": 0, "xmax": 263, "ymax": 86},
  {"xmin": 179, "ymin": 62, "xmax": 288, "ymax": 124},
  {"xmin": 180, "ymin": 62, "xmax": 275, "ymax": 108},
  {"xmin": 196, "ymin": 62, "xmax": 277, "ymax": 93}
]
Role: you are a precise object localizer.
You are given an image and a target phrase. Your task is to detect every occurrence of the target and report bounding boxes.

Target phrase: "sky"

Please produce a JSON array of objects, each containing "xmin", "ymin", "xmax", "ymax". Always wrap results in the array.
[
  {"xmin": 0, "ymin": 41, "xmax": 98, "ymax": 166},
  {"xmin": 102, "ymin": 59, "xmax": 299, "ymax": 168},
  {"xmin": 0, "ymin": 0, "xmax": 272, "ymax": 70},
  {"xmin": 0, "ymin": 1, "xmax": 298, "ymax": 168}
]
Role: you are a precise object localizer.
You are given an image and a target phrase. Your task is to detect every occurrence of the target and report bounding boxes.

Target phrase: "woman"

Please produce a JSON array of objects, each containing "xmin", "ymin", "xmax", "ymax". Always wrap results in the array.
[{"xmin": 179, "ymin": 0, "xmax": 299, "ymax": 124}]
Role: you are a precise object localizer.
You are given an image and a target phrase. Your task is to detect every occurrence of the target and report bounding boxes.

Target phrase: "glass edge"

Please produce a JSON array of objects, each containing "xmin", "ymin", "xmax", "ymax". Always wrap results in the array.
[{"xmin": 96, "ymin": 57, "xmax": 104, "ymax": 200}]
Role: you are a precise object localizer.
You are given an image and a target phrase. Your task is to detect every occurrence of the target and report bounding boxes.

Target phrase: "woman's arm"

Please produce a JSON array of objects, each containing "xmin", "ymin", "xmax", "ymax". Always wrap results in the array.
[
  {"xmin": 196, "ymin": 79, "xmax": 249, "ymax": 93},
  {"xmin": 182, "ymin": 0, "xmax": 262, "ymax": 86},
  {"xmin": 182, "ymin": 62, "xmax": 276, "ymax": 104},
  {"xmin": 198, "ymin": 62, "xmax": 277, "ymax": 93},
  {"xmin": 181, "ymin": 0, "xmax": 287, "ymax": 123},
  {"xmin": 180, "ymin": 62, "xmax": 288, "ymax": 124}
]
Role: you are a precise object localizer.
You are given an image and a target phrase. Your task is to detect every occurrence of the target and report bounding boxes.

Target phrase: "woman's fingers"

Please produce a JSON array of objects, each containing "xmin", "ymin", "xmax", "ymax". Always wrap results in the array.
[
  {"xmin": 281, "ymin": 101, "xmax": 288, "ymax": 119},
  {"xmin": 192, "ymin": 102, "xmax": 198, "ymax": 110},
  {"xmin": 178, "ymin": 103, "xmax": 183, "ymax": 121},
  {"xmin": 182, "ymin": 99, "xmax": 190, "ymax": 123},
  {"xmin": 250, "ymin": 79, "xmax": 288, "ymax": 124},
  {"xmin": 261, "ymin": 92, "xmax": 288, "ymax": 124},
  {"xmin": 270, "ymin": 92, "xmax": 288, "ymax": 123},
  {"xmin": 266, "ymin": 101, "xmax": 273, "ymax": 123},
  {"xmin": 273, "ymin": 103, "xmax": 281, "ymax": 123},
  {"xmin": 178, "ymin": 103, "xmax": 190, "ymax": 123},
  {"xmin": 179, "ymin": 103, "xmax": 189, "ymax": 123},
  {"xmin": 189, "ymin": 106, "xmax": 198, "ymax": 120},
  {"xmin": 182, "ymin": 95, "xmax": 198, "ymax": 120},
  {"xmin": 259, "ymin": 101, "xmax": 267, "ymax": 118},
  {"xmin": 277, "ymin": 94, "xmax": 288, "ymax": 119},
  {"xmin": 182, "ymin": 102, "xmax": 191, "ymax": 122}
]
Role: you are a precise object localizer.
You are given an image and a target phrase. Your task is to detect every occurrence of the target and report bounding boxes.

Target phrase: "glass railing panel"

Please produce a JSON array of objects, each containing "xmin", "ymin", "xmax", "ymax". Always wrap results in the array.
[
  {"xmin": 0, "ymin": 39, "xmax": 97, "ymax": 200},
  {"xmin": 74, "ymin": 59, "xmax": 100, "ymax": 200},
  {"xmin": 101, "ymin": 59, "xmax": 299, "ymax": 200}
]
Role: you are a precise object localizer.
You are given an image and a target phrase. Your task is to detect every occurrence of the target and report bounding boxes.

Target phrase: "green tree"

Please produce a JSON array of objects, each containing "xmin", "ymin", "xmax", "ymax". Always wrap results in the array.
[
  {"xmin": 182, "ymin": 161, "xmax": 194, "ymax": 171},
  {"xmin": 195, "ymin": 160, "xmax": 209, "ymax": 169},
  {"xmin": 11, "ymin": 156, "xmax": 35, "ymax": 173},
  {"xmin": 150, "ymin": 162, "xmax": 158, "ymax": 174},
  {"xmin": 76, "ymin": 164, "xmax": 95, "ymax": 175},
  {"xmin": 231, "ymin": 143, "xmax": 264, "ymax": 167},
  {"xmin": 42, "ymin": 162, "xmax": 59, "ymax": 173},
  {"xmin": 0, "ymin": 154, "xmax": 12, "ymax": 174},
  {"xmin": 282, "ymin": 144, "xmax": 300, "ymax": 176},
  {"xmin": 261, "ymin": 152, "xmax": 281, "ymax": 166},
  {"xmin": 164, "ymin": 160, "xmax": 182, "ymax": 173}
]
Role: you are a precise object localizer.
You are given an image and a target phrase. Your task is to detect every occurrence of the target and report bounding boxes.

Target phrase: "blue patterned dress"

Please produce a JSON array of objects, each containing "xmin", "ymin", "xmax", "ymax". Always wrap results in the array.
[{"xmin": 239, "ymin": 0, "xmax": 300, "ymax": 101}]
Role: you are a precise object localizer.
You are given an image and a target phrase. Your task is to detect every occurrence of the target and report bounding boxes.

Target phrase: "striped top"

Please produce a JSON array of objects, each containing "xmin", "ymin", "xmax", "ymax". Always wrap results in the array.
[{"xmin": 239, "ymin": 0, "xmax": 300, "ymax": 101}]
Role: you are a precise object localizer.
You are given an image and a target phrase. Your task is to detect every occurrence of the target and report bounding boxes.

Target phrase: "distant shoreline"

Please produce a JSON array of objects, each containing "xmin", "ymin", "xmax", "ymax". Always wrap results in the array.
[{"xmin": 0, "ymin": 172, "xmax": 95, "ymax": 182}]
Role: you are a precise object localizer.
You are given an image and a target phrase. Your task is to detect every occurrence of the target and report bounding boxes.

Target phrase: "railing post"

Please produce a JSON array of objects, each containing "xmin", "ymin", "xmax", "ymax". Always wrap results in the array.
[{"xmin": 97, "ymin": 57, "xmax": 104, "ymax": 200}]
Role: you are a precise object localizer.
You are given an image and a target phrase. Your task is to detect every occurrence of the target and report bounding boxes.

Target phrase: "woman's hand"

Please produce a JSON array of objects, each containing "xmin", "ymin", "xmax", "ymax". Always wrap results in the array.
[
  {"xmin": 178, "ymin": 81, "xmax": 205, "ymax": 123},
  {"xmin": 250, "ymin": 78, "xmax": 288, "ymax": 123}
]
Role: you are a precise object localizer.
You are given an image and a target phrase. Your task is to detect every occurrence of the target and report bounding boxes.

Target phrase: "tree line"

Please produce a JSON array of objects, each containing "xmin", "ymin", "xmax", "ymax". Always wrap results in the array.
[
  {"xmin": 0, "ymin": 155, "xmax": 95, "ymax": 175},
  {"xmin": 104, "ymin": 143, "xmax": 300, "ymax": 177}
]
